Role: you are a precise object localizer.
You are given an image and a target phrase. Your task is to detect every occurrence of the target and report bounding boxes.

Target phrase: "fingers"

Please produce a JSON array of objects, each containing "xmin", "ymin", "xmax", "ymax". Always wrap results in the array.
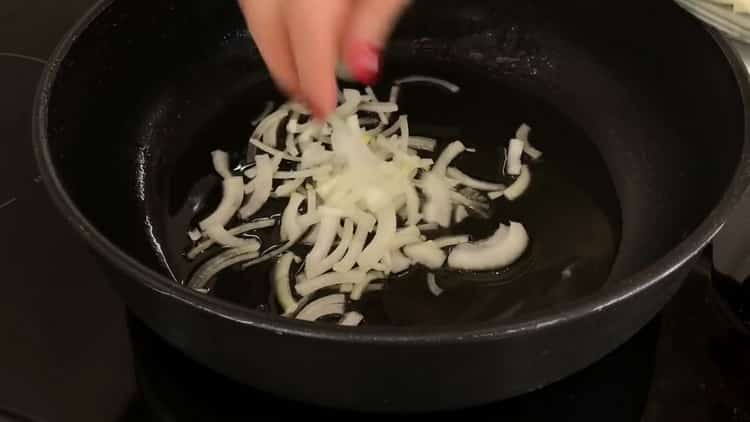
[
  {"xmin": 285, "ymin": 0, "xmax": 350, "ymax": 119},
  {"xmin": 238, "ymin": 0, "xmax": 300, "ymax": 100},
  {"xmin": 342, "ymin": 0, "xmax": 411, "ymax": 85},
  {"xmin": 239, "ymin": 0, "xmax": 409, "ymax": 119}
]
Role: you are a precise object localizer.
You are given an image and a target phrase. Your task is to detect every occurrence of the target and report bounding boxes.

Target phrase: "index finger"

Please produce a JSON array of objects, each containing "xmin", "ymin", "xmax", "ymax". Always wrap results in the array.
[{"xmin": 284, "ymin": 0, "xmax": 350, "ymax": 119}]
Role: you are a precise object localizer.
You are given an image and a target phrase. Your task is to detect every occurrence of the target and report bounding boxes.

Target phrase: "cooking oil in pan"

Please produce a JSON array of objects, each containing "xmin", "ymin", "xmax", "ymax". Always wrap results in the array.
[{"xmin": 148, "ymin": 70, "xmax": 622, "ymax": 327}]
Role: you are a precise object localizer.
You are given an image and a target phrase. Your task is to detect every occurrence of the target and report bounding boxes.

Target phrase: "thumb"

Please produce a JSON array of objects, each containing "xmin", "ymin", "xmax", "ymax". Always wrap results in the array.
[{"xmin": 341, "ymin": 0, "xmax": 410, "ymax": 85}]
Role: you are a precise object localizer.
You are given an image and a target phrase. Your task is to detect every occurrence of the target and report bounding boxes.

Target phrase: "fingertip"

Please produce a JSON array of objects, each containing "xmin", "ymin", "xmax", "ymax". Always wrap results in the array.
[
  {"xmin": 307, "ymin": 87, "xmax": 338, "ymax": 120},
  {"xmin": 344, "ymin": 41, "xmax": 382, "ymax": 86}
]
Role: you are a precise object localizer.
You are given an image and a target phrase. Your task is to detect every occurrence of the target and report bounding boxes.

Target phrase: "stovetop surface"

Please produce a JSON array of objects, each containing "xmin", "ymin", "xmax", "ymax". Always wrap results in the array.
[{"xmin": 0, "ymin": 2, "xmax": 748, "ymax": 421}]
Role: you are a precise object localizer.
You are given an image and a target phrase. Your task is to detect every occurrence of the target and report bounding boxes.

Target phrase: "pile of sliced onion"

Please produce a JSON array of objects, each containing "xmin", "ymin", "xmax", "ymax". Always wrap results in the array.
[{"xmin": 183, "ymin": 79, "xmax": 545, "ymax": 327}]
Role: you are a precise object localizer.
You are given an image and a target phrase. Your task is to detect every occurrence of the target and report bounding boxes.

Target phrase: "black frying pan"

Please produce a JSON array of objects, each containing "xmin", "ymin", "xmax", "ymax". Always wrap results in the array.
[{"xmin": 33, "ymin": 0, "xmax": 750, "ymax": 412}]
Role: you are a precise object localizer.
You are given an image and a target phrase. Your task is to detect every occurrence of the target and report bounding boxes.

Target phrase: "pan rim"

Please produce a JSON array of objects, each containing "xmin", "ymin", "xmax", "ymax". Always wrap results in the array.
[{"xmin": 32, "ymin": 0, "xmax": 750, "ymax": 345}]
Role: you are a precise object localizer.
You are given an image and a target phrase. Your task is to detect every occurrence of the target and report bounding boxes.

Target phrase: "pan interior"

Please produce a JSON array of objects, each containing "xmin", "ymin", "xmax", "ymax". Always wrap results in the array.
[{"xmin": 44, "ymin": 0, "xmax": 745, "ymax": 327}]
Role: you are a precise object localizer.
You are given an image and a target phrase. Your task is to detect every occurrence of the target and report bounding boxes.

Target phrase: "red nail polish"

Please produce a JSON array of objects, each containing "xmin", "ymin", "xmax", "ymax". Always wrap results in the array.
[{"xmin": 346, "ymin": 42, "xmax": 382, "ymax": 86}]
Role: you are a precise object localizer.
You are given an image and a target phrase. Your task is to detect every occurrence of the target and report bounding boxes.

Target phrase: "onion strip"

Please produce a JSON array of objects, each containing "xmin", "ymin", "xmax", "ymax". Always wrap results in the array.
[
  {"xmin": 188, "ymin": 243, "xmax": 260, "ymax": 290},
  {"xmin": 427, "ymin": 273, "xmax": 444, "ymax": 296},
  {"xmin": 187, "ymin": 218, "xmax": 276, "ymax": 260},
  {"xmin": 275, "ymin": 252, "xmax": 300, "ymax": 314},
  {"xmin": 249, "ymin": 138, "xmax": 301, "ymax": 162},
  {"xmin": 307, "ymin": 218, "xmax": 355, "ymax": 278},
  {"xmin": 339, "ymin": 311, "xmax": 364, "ymax": 326},
  {"xmin": 446, "ymin": 167, "xmax": 506, "ymax": 191},
  {"xmin": 296, "ymin": 270, "xmax": 366, "ymax": 296},
  {"xmin": 395, "ymin": 75, "xmax": 461, "ymax": 93},
  {"xmin": 504, "ymin": 165, "xmax": 531, "ymax": 201},
  {"xmin": 238, "ymin": 154, "xmax": 275, "ymax": 219},
  {"xmin": 211, "ymin": 150, "xmax": 232, "ymax": 179},
  {"xmin": 351, "ymin": 271, "xmax": 386, "ymax": 300},
  {"xmin": 296, "ymin": 294, "xmax": 346, "ymax": 321}
]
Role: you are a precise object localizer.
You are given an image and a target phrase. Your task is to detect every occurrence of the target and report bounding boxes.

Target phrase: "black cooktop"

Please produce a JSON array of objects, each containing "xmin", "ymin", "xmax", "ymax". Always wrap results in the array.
[{"xmin": 0, "ymin": 2, "xmax": 748, "ymax": 421}]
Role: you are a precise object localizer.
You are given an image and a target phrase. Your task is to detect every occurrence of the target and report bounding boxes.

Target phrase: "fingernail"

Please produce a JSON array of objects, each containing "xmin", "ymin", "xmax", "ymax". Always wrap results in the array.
[{"xmin": 346, "ymin": 42, "xmax": 382, "ymax": 86}]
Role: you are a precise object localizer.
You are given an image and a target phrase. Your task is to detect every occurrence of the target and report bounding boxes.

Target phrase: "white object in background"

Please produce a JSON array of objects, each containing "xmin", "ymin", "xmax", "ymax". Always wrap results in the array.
[
  {"xmin": 675, "ymin": 0, "xmax": 750, "ymax": 43},
  {"xmin": 712, "ymin": 38, "xmax": 750, "ymax": 284},
  {"xmin": 713, "ymin": 189, "xmax": 750, "ymax": 283}
]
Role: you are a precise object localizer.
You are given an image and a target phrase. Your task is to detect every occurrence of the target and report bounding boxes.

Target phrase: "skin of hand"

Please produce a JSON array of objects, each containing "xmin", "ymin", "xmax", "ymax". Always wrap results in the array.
[{"xmin": 238, "ymin": 0, "xmax": 411, "ymax": 120}]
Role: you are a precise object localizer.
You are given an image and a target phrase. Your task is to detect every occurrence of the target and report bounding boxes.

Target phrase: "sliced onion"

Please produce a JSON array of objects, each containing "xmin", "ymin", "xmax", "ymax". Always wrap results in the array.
[
  {"xmin": 395, "ymin": 75, "xmax": 460, "ymax": 93},
  {"xmin": 399, "ymin": 115, "xmax": 410, "ymax": 150},
  {"xmin": 515, "ymin": 123, "xmax": 531, "ymax": 141},
  {"xmin": 274, "ymin": 178, "xmax": 306, "ymax": 198},
  {"xmin": 274, "ymin": 165, "xmax": 331, "ymax": 180},
  {"xmin": 501, "ymin": 147, "xmax": 508, "ymax": 176},
  {"xmin": 357, "ymin": 204, "xmax": 397, "ymax": 270},
  {"xmin": 211, "ymin": 150, "xmax": 232, "ymax": 179},
  {"xmin": 285, "ymin": 133, "xmax": 299, "ymax": 157},
  {"xmin": 336, "ymin": 89, "xmax": 362, "ymax": 117},
  {"xmin": 359, "ymin": 102, "xmax": 398, "ymax": 113},
  {"xmin": 426, "ymin": 273, "xmax": 443, "ymax": 296},
  {"xmin": 300, "ymin": 142, "xmax": 334, "ymax": 169},
  {"xmin": 359, "ymin": 116, "xmax": 381, "ymax": 125},
  {"xmin": 506, "ymin": 138, "xmax": 525, "ymax": 176},
  {"xmin": 238, "ymin": 154, "xmax": 275, "ymax": 219},
  {"xmin": 421, "ymin": 172, "xmax": 453, "ymax": 228},
  {"xmin": 516, "ymin": 123, "xmax": 543, "ymax": 159},
  {"xmin": 403, "ymin": 241, "xmax": 446, "ymax": 269},
  {"xmin": 488, "ymin": 190, "xmax": 506, "ymax": 200},
  {"xmin": 296, "ymin": 270, "xmax": 366, "ymax": 296},
  {"xmin": 202, "ymin": 225, "xmax": 256, "ymax": 249},
  {"xmin": 389, "ymin": 84, "xmax": 400, "ymax": 104},
  {"xmin": 298, "ymin": 121, "xmax": 323, "ymax": 144},
  {"xmin": 339, "ymin": 283, "xmax": 354, "ymax": 293},
  {"xmin": 187, "ymin": 228, "xmax": 202, "ymax": 242},
  {"xmin": 391, "ymin": 249, "xmax": 413, "ymax": 273},
  {"xmin": 447, "ymin": 222, "xmax": 528, "ymax": 271},
  {"xmin": 450, "ymin": 191, "xmax": 489, "ymax": 218},
  {"xmin": 307, "ymin": 218, "xmax": 354, "ymax": 278},
  {"xmin": 240, "ymin": 229, "xmax": 312, "ymax": 270},
  {"xmin": 454, "ymin": 205, "xmax": 469, "ymax": 223},
  {"xmin": 403, "ymin": 183, "xmax": 421, "ymax": 226},
  {"xmin": 446, "ymin": 167, "xmax": 505, "ymax": 191},
  {"xmin": 187, "ymin": 218, "xmax": 275, "ymax": 260},
  {"xmin": 351, "ymin": 271, "xmax": 386, "ymax": 300},
  {"xmin": 339, "ymin": 311, "xmax": 364, "ymax": 326},
  {"xmin": 286, "ymin": 111, "xmax": 300, "ymax": 134},
  {"xmin": 281, "ymin": 192, "xmax": 306, "ymax": 241},
  {"xmin": 504, "ymin": 165, "xmax": 531, "ymax": 201},
  {"xmin": 334, "ymin": 214, "xmax": 376, "ymax": 273},
  {"xmin": 296, "ymin": 294, "xmax": 346, "ymax": 321},
  {"xmin": 306, "ymin": 184, "xmax": 317, "ymax": 215},
  {"xmin": 188, "ymin": 243, "xmax": 261, "ymax": 290},
  {"xmin": 250, "ymin": 109, "xmax": 287, "ymax": 142},
  {"xmin": 249, "ymin": 137, "xmax": 301, "ymax": 162},
  {"xmin": 381, "ymin": 116, "xmax": 405, "ymax": 138},
  {"xmin": 433, "ymin": 141, "xmax": 466, "ymax": 176},
  {"xmin": 433, "ymin": 235, "xmax": 471, "ymax": 248},
  {"xmin": 200, "ymin": 177, "xmax": 245, "ymax": 228},
  {"xmin": 524, "ymin": 143, "xmax": 543, "ymax": 160},
  {"xmin": 390, "ymin": 225, "xmax": 423, "ymax": 249},
  {"xmin": 305, "ymin": 213, "xmax": 340, "ymax": 277},
  {"xmin": 365, "ymin": 87, "xmax": 389, "ymax": 124},
  {"xmin": 408, "ymin": 136, "xmax": 437, "ymax": 152},
  {"xmin": 275, "ymin": 252, "xmax": 300, "ymax": 314},
  {"xmin": 417, "ymin": 223, "xmax": 440, "ymax": 231},
  {"xmin": 198, "ymin": 177, "xmax": 253, "ymax": 248}
]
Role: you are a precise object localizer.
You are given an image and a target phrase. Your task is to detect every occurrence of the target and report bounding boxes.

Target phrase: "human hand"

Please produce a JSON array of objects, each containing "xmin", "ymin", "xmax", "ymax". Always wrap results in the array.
[{"xmin": 238, "ymin": 0, "xmax": 410, "ymax": 119}]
